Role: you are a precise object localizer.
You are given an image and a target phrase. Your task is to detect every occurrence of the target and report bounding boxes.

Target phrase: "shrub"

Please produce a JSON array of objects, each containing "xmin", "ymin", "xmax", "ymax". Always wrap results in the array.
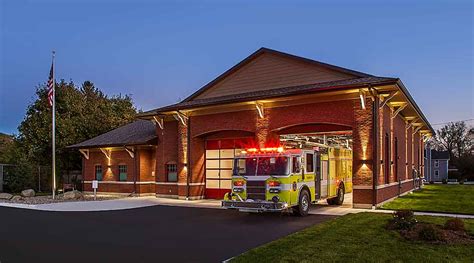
[
  {"xmin": 429, "ymin": 181, "xmax": 434, "ymax": 184},
  {"xmin": 442, "ymin": 179, "xmax": 448, "ymax": 184},
  {"xmin": 418, "ymin": 224, "xmax": 445, "ymax": 242},
  {"xmin": 459, "ymin": 179, "xmax": 464, "ymax": 185},
  {"xmin": 444, "ymin": 218, "xmax": 465, "ymax": 232},
  {"xmin": 389, "ymin": 210, "xmax": 417, "ymax": 230}
]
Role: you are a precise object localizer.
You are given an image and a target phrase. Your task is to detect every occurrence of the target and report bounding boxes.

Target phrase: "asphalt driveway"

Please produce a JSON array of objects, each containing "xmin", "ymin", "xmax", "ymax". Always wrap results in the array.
[{"xmin": 0, "ymin": 205, "xmax": 335, "ymax": 263}]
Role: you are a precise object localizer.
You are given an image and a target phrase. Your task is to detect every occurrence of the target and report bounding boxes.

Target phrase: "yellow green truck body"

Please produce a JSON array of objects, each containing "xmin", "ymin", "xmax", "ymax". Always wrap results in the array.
[{"xmin": 222, "ymin": 147, "xmax": 352, "ymax": 214}]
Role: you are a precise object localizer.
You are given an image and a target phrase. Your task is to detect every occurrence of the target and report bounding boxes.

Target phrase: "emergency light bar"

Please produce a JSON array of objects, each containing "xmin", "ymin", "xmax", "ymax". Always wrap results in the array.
[{"xmin": 241, "ymin": 147, "xmax": 284, "ymax": 154}]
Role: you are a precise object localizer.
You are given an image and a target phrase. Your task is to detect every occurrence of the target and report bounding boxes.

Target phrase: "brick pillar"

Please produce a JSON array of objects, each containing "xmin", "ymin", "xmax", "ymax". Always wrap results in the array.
[
  {"xmin": 352, "ymin": 98, "xmax": 378, "ymax": 208},
  {"xmin": 177, "ymin": 121, "xmax": 188, "ymax": 199},
  {"xmin": 255, "ymin": 107, "xmax": 279, "ymax": 148},
  {"xmin": 189, "ymin": 134, "xmax": 205, "ymax": 199}
]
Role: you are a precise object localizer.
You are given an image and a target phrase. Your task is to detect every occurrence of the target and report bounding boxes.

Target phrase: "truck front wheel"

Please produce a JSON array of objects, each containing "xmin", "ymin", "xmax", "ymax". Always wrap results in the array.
[{"xmin": 294, "ymin": 189, "xmax": 310, "ymax": 216}]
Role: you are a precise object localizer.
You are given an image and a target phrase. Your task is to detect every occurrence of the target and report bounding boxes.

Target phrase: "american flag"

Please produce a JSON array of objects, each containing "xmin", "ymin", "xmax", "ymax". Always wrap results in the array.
[{"xmin": 47, "ymin": 62, "xmax": 54, "ymax": 107}]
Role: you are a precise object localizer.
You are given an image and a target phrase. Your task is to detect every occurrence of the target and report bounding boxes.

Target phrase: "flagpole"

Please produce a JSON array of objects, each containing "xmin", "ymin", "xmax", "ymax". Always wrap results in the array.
[{"xmin": 52, "ymin": 50, "xmax": 56, "ymax": 199}]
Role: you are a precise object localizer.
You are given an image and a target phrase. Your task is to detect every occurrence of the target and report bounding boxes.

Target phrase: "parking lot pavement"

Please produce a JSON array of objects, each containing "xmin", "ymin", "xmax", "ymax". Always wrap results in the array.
[{"xmin": 0, "ymin": 205, "xmax": 335, "ymax": 263}]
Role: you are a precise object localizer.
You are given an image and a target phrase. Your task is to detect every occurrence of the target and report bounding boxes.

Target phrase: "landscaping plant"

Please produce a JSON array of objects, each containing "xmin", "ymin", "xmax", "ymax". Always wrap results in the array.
[
  {"xmin": 444, "ymin": 218, "xmax": 466, "ymax": 232},
  {"xmin": 387, "ymin": 210, "xmax": 417, "ymax": 230}
]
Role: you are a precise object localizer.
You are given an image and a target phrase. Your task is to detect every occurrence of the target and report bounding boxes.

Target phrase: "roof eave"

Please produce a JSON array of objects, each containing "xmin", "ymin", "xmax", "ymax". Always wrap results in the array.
[
  {"xmin": 138, "ymin": 78, "xmax": 399, "ymax": 117},
  {"xmin": 395, "ymin": 79, "xmax": 435, "ymax": 134},
  {"xmin": 67, "ymin": 138, "xmax": 158, "ymax": 150}
]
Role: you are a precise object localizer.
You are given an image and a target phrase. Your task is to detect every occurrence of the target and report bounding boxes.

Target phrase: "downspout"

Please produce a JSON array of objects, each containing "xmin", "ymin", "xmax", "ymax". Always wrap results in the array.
[
  {"xmin": 82, "ymin": 156, "xmax": 86, "ymax": 192},
  {"xmin": 186, "ymin": 117, "xmax": 191, "ymax": 200},
  {"xmin": 372, "ymin": 94, "xmax": 379, "ymax": 208},
  {"xmin": 134, "ymin": 147, "xmax": 138, "ymax": 196}
]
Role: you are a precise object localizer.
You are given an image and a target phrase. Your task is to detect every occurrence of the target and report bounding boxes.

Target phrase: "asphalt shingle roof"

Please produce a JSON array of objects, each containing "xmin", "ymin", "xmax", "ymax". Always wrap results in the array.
[
  {"xmin": 431, "ymin": 150, "xmax": 450, "ymax": 160},
  {"xmin": 68, "ymin": 120, "xmax": 157, "ymax": 149},
  {"xmin": 139, "ymin": 76, "xmax": 397, "ymax": 116}
]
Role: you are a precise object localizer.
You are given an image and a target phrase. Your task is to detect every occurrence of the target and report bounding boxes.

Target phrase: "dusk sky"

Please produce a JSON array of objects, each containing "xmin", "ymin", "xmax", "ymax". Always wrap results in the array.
[{"xmin": 1, "ymin": 0, "xmax": 473, "ymax": 135}]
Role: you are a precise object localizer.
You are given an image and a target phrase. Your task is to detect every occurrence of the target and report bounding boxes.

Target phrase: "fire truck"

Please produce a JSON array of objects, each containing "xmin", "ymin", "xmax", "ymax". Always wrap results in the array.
[{"xmin": 222, "ymin": 146, "xmax": 352, "ymax": 216}]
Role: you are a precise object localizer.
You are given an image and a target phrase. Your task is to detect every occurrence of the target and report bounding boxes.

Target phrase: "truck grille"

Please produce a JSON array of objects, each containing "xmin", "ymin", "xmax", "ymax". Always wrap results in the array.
[{"xmin": 246, "ymin": 180, "xmax": 266, "ymax": 200}]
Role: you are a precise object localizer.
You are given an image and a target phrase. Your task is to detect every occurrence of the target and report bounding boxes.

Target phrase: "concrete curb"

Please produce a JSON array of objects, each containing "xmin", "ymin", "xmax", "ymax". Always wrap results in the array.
[{"xmin": 1, "ymin": 197, "xmax": 473, "ymax": 219}]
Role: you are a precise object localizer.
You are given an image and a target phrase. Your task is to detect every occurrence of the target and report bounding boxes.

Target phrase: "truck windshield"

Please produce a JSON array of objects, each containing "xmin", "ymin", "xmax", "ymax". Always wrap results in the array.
[{"xmin": 233, "ymin": 157, "xmax": 289, "ymax": 176}]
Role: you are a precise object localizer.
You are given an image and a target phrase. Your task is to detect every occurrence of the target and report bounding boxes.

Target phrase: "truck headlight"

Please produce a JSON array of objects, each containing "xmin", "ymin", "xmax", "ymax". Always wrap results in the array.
[
  {"xmin": 233, "ymin": 188, "xmax": 244, "ymax": 193},
  {"xmin": 269, "ymin": 188, "xmax": 281, "ymax": 193}
]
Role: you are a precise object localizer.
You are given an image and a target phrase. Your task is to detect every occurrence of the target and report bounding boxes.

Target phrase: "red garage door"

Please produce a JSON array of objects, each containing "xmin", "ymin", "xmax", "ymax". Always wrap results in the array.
[{"xmin": 205, "ymin": 138, "xmax": 253, "ymax": 199}]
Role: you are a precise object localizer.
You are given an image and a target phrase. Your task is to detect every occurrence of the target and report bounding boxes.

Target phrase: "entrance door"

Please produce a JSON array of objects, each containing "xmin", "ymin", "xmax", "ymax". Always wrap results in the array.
[
  {"xmin": 320, "ymin": 159, "xmax": 329, "ymax": 198},
  {"xmin": 315, "ymin": 151, "xmax": 321, "ymax": 199}
]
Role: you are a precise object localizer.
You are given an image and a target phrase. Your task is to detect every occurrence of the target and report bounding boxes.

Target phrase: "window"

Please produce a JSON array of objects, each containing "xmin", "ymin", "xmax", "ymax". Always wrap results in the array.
[
  {"xmin": 394, "ymin": 137, "xmax": 398, "ymax": 181},
  {"xmin": 306, "ymin": 153, "xmax": 314, "ymax": 173},
  {"xmin": 95, "ymin": 165, "xmax": 102, "ymax": 181},
  {"xmin": 434, "ymin": 160, "xmax": 439, "ymax": 168},
  {"xmin": 434, "ymin": 170, "xmax": 439, "ymax": 179},
  {"xmin": 233, "ymin": 157, "xmax": 289, "ymax": 176},
  {"xmin": 119, "ymin": 165, "xmax": 127, "ymax": 181},
  {"xmin": 384, "ymin": 133, "xmax": 390, "ymax": 184},
  {"xmin": 292, "ymin": 156, "xmax": 301, "ymax": 173},
  {"xmin": 166, "ymin": 163, "xmax": 178, "ymax": 182}
]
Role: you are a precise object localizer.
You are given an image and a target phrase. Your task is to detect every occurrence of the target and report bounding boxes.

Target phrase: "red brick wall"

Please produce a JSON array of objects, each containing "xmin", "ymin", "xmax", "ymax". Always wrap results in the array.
[
  {"xmin": 177, "ymin": 121, "xmax": 188, "ymax": 197},
  {"xmin": 379, "ymin": 105, "xmax": 392, "ymax": 185},
  {"xmin": 148, "ymin": 97, "xmax": 420, "ymax": 206},
  {"xmin": 414, "ymin": 132, "xmax": 420, "ymax": 173},
  {"xmin": 83, "ymin": 150, "xmax": 136, "ymax": 183},
  {"xmin": 185, "ymin": 100, "xmax": 357, "ymax": 199},
  {"xmin": 84, "ymin": 183, "xmax": 134, "ymax": 193},
  {"xmin": 352, "ymin": 99, "xmax": 374, "ymax": 186},
  {"xmin": 138, "ymin": 148, "xmax": 155, "ymax": 182},
  {"xmin": 82, "ymin": 148, "xmax": 156, "ymax": 194},
  {"xmin": 377, "ymin": 180, "xmax": 414, "ymax": 204},
  {"xmin": 156, "ymin": 120, "xmax": 178, "ymax": 184},
  {"xmin": 156, "ymin": 184, "xmax": 178, "ymax": 196},
  {"xmin": 393, "ymin": 115, "xmax": 407, "ymax": 181},
  {"xmin": 407, "ymin": 126, "xmax": 413, "ymax": 179}
]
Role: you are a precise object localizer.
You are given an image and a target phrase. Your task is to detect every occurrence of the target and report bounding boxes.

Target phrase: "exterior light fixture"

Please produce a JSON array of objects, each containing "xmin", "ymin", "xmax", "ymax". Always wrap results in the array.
[
  {"xmin": 255, "ymin": 102, "xmax": 264, "ymax": 118},
  {"xmin": 359, "ymin": 89, "xmax": 366, "ymax": 110}
]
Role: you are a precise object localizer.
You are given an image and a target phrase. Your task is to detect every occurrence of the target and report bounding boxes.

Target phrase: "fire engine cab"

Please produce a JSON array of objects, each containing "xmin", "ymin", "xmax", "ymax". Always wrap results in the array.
[{"xmin": 222, "ymin": 146, "xmax": 352, "ymax": 216}]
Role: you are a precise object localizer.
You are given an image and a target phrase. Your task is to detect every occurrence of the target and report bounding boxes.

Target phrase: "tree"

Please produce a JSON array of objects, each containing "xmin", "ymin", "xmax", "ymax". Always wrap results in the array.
[
  {"xmin": 430, "ymin": 121, "xmax": 474, "ymax": 181},
  {"xmin": 0, "ymin": 132, "xmax": 13, "ymax": 163},
  {"xmin": 7, "ymin": 79, "xmax": 137, "ymax": 191},
  {"xmin": 432, "ymin": 121, "xmax": 473, "ymax": 160}
]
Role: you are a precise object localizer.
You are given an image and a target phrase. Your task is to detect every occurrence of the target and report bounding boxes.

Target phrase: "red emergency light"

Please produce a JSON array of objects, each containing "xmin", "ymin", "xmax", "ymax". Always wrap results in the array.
[
  {"xmin": 241, "ymin": 146, "xmax": 284, "ymax": 154},
  {"xmin": 267, "ymin": 180, "xmax": 281, "ymax": 187}
]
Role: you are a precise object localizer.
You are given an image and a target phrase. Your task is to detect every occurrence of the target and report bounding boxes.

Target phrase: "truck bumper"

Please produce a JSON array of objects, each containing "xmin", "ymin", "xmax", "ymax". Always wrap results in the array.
[{"xmin": 221, "ymin": 200, "xmax": 289, "ymax": 212}]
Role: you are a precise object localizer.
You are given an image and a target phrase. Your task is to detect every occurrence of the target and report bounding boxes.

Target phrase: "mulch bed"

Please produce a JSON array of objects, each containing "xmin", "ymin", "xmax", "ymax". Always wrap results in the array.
[
  {"xmin": 395, "ymin": 222, "xmax": 473, "ymax": 245},
  {"xmin": 0, "ymin": 194, "xmax": 121, "ymax": 205}
]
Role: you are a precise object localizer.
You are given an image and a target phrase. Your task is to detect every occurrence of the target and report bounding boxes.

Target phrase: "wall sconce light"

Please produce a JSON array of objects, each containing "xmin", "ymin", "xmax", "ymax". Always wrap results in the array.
[
  {"xmin": 255, "ymin": 102, "xmax": 264, "ymax": 118},
  {"xmin": 359, "ymin": 89, "xmax": 366, "ymax": 110}
]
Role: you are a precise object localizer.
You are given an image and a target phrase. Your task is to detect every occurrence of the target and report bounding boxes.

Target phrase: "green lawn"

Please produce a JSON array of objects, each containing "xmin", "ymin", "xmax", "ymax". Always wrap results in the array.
[
  {"xmin": 232, "ymin": 213, "xmax": 474, "ymax": 263},
  {"xmin": 381, "ymin": 184, "xmax": 474, "ymax": 215}
]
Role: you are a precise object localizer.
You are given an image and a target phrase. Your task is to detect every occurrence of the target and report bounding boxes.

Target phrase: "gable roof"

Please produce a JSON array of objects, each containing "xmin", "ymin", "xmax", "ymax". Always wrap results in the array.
[
  {"xmin": 182, "ymin": 47, "xmax": 373, "ymax": 102},
  {"xmin": 67, "ymin": 120, "xmax": 157, "ymax": 149},
  {"xmin": 138, "ymin": 47, "xmax": 433, "ymax": 134}
]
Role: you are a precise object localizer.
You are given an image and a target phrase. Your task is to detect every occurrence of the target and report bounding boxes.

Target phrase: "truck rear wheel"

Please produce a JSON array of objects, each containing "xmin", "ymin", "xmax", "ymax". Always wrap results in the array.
[
  {"xmin": 327, "ymin": 184, "xmax": 345, "ymax": 205},
  {"xmin": 294, "ymin": 189, "xmax": 310, "ymax": 217}
]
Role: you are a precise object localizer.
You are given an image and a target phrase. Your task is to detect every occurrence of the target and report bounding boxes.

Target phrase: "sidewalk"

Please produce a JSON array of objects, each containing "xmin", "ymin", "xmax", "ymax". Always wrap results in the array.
[
  {"xmin": 0, "ymin": 196, "xmax": 222, "ymax": 212},
  {"xmin": 1, "ymin": 195, "xmax": 473, "ymax": 219}
]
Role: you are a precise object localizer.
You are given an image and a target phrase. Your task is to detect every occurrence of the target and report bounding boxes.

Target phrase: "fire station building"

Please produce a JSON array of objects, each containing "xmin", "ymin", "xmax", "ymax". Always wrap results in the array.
[{"xmin": 70, "ymin": 48, "xmax": 433, "ymax": 208}]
